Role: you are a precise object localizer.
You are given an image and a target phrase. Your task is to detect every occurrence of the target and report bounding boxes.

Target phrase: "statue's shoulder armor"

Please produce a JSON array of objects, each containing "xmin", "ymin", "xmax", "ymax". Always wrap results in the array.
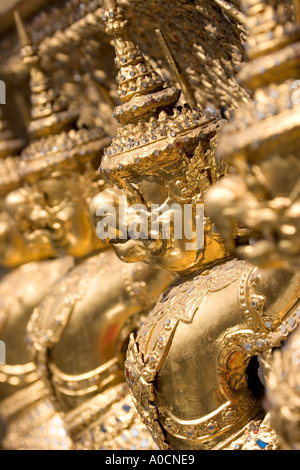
[
  {"xmin": 126, "ymin": 261, "xmax": 300, "ymax": 449},
  {"xmin": 0, "ymin": 257, "xmax": 74, "ymax": 393},
  {"xmin": 239, "ymin": 266, "xmax": 300, "ymax": 335},
  {"xmin": 131, "ymin": 260, "xmax": 300, "ymax": 383},
  {"xmin": 136, "ymin": 258, "xmax": 250, "ymax": 363},
  {"xmin": 125, "ymin": 259, "xmax": 251, "ymax": 448},
  {"xmin": 215, "ymin": 266, "xmax": 300, "ymax": 369},
  {"xmin": 27, "ymin": 252, "xmax": 110, "ymax": 354},
  {"xmin": 27, "ymin": 250, "xmax": 172, "ymax": 402},
  {"xmin": 28, "ymin": 251, "xmax": 171, "ymax": 356},
  {"xmin": 26, "ymin": 252, "xmax": 115, "ymax": 401}
]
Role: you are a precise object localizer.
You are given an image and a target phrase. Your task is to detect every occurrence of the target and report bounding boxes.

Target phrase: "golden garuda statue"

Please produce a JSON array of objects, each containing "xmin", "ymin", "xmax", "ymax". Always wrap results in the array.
[{"xmin": 89, "ymin": 0, "xmax": 300, "ymax": 450}]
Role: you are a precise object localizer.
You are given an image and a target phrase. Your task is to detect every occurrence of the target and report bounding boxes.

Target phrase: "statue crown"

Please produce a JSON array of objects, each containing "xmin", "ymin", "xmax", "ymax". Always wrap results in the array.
[
  {"xmin": 100, "ymin": 0, "xmax": 221, "ymax": 184},
  {"xmin": 15, "ymin": 11, "xmax": 110, "ymax": 182}
]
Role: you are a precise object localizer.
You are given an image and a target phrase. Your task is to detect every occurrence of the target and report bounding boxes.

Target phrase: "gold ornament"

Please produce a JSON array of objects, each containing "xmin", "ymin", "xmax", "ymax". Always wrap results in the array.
[
  {"xmin": 3, "ymin": 12, "xmax": 110, "ymax": 266},
  {"xmin": 0, "ymin": 0, "xmax": 299, "ymax": 452},
  {"xmin": 88, "ymin": 0, "xmax": 300, "ymax": 450},
  {"xmin": 0, "ymin": 257, "xmax": 75, "ymax": 450},
  {"xmin": 0, "ymin": 12, "xmax": 110, "ymax": 449},
  {"xmin": 92, "ymin": 0, "xmax": 227, "ymax": 275}
]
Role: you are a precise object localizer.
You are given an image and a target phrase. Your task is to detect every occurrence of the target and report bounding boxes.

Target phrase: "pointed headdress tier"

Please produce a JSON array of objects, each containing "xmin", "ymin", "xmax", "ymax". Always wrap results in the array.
[
  {"xmin": 244, "ymin": 0, "xmax": 300, "ymax": 61},
  {"xmin": 102, "ymin": 0, "xmax": 180, "ymax": 124},
  {"xmin": 15, "ymin": 12, "xmax": 111, "ymax": 182},
  {"xmin": 216, "ymin": 0, "xmax": 300, "ymax": 163},
  {"xmin": 100, "ymin": 0, "xmax": 220, "ymax": 181},
  {"xmin": 14, "ymin": 11, "xmax": 79, "ymax": 141}
]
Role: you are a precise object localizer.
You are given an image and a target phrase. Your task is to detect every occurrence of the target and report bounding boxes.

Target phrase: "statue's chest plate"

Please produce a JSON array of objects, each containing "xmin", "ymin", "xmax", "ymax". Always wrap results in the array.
[
  {"xmin": 27, "ymin": 252, "xmax": 117, "ymax": 400},
  {"xmin": 125, "ymin": 259, "xmax": 256, "ymax": 448}
]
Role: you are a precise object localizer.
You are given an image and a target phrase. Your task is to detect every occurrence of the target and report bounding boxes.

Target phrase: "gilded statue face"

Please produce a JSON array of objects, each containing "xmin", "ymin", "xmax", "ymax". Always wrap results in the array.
[
  {"xmin": 91, "ymin": 162, "xmax": 226, "ymax": 274},
  {"xmin": 4, "ymin": 170, "xmax": 101, "ymax": 261},
  {"xmin": 0, "ymin": 208, "xmax": 41, "ymax": 268},
  {"xmin": 1, "ymin": 183, "xmax": 53, "ymax": 267}
]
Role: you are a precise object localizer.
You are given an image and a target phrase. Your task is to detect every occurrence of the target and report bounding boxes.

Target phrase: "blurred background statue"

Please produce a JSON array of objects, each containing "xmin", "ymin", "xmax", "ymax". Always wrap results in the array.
[
  {"xmin": 0, "ymin": 10, "xmax": 174, "ymax": 451},
  {"xmin": 206, "ymin": 0, "xmax": 300, "ymax": 271}
]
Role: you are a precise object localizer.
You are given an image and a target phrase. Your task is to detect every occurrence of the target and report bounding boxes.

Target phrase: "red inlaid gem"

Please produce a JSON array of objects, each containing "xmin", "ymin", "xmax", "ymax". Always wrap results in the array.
[
  {"xmin": 176, "ymin": 141, "xmax": 182, "ymax": 148},
  {"xmin": 125, "ymin": 368, "xmax": 130, "ymax": 379}
]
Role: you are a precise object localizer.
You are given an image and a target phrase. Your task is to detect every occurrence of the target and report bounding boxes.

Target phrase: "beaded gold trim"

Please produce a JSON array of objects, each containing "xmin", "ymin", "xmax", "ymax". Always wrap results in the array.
[
  {"xmin": 66, "ymin": 382, "xmax": 157, "ymax": 450},
  {"xmin": 50, "ymin": 358, "xmax": 122, "ymax": 397},
  {"xmin": 0, "ymin": 362, "xmax": 39, "ymax": 387},
  {"xmin": 223, "ymin": 414, "xmax": 280, "ymax": 450},
  {"xmin": 157, "ymin": 400, "xmax": 260, "ymax": 443},
  {"xmin": 0, "ymin": 380, "xmax": 49, "ymax": 421}
]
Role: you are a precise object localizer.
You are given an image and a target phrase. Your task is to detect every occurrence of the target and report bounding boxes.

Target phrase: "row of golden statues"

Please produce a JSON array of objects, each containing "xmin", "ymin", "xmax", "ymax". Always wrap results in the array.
[{"xmin": 0, "ymin": 0, "xmax": 299, "ymax": 450}]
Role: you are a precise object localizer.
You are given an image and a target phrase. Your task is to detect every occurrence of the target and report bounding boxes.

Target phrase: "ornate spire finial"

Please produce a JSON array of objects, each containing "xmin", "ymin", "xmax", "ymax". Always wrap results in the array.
[
  {"xmin": 102, "ymin": 0, "xmax": 180, "ymax": 125},
  {"xmin": 14, "ymin": 9, "xmax": 31, "ymax": 48},
  {"xmin": 14, "ymin": 10, "xmax": 78, "ymax": 140},
  {"xmin": 100, "ymin": 0, "xmax": 221, "ymax": 181}
]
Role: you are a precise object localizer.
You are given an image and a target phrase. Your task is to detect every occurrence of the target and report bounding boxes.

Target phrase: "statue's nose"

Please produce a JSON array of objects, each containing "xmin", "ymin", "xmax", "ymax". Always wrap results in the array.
[{"xmin": 89, "ymin": 187, "xmax": 124, "ymax": 228}]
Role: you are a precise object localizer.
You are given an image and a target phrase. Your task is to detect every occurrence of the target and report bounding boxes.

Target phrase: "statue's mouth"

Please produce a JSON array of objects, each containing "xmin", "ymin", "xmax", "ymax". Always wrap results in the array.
[
  {"xmin": 24, "ymin": 218, "xmax": 65, "ymax": 246},
  {"xmin": 113, "ymin": 236, "xmax": 168, "ymax": 262}
]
